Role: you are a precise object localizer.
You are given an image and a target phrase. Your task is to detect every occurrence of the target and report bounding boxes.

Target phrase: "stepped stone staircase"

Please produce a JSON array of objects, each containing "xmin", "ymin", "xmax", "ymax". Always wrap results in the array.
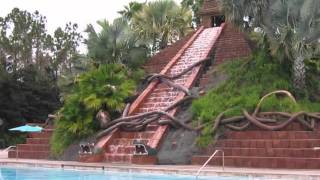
[
  {"xmin": 8, "ymin": 128, "xmax": 53, "ymax": 159},
  {"xmin": 94, "ymin": 26, "xmax": 224, "ymax": 164},
  {"xmin": 192, "ymin": 123, "xmax": 320, "ymax": 169}
]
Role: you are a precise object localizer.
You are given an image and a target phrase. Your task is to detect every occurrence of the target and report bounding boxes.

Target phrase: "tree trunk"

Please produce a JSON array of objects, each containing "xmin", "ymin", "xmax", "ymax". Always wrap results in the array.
[
  {"xmin": 96, "ymin": 110, "xmax": 111, "ymax": 129},
  {"xmin": 293, "ymin": 54, "xmax": 306, "ymax": 91}
]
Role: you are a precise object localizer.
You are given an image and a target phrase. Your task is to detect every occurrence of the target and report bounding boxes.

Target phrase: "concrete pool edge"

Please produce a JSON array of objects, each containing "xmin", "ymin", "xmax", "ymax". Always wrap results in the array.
[{"xmin": 1, "ymin": 158, "xmax": 320, "ymax": 179}]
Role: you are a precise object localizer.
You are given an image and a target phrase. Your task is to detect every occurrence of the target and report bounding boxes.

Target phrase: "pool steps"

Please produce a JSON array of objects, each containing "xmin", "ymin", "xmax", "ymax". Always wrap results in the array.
[
  {"xmin": 8, "ymin": 128, "xmax": 53, "ymax": 159},
  {"xmin": 192, "ymin": 127, "xmax": 320, "ymax": 169}
]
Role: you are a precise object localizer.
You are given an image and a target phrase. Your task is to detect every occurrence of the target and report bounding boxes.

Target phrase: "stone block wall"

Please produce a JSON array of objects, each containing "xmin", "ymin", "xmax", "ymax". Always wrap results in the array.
[
  {"xmin": 201, "ymin": 15, "xmax": 212, "ymax": 28},
  {"xmin": 143, "ymin": 31, "xmax": 196, "ymax": 74},
  {"xmin": 213, "ymin": 23, "xmax": 251, "ymax": 64}
]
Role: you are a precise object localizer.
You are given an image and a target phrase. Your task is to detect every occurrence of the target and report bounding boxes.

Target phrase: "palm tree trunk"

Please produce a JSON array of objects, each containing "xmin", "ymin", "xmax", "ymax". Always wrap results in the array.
[{"xmin": 293, "ymin": 54, "xmax": 306, "ymax": 91}]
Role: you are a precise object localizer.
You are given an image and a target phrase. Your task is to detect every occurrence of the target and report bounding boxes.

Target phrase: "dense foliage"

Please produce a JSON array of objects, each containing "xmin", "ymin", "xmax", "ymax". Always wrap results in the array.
[
  {"xmin": 51, "ymin": 64, "xmax": 137, "ymax": 154},
  {"xmin": 0, "ymin": 8, "xmax": 82, "ymax": 147},
  {"xmin": 0, "ymin": 66, "xmax": 60, "ymax": 146},
  {"xmin": 118, "ymin": 1, "xmax": 144, "ymax": 21},
  {"xmin": 181, "ymin": 0, "xmax": 204, "ymax": 26},
  {"xmin": 130, "ymin": 0, "xmax": 193, "ymax": 53},
  {"xmin": 86, "ymin": 18, "xmax": 148, "ymax": 68},
  {"xmin": 192, "ymin": 46, "xmax": 320, "ymax": 146},
  {"xmin": 49, "ymin": 0, "xmax": 194, "ymax": 154},
  {"xmin": 220, "ymin": 0, "xmax": 320, "ymax": 93},
  {"xmin": 305, "ymin": 56, "xmax": 320, "ymax": 101}
]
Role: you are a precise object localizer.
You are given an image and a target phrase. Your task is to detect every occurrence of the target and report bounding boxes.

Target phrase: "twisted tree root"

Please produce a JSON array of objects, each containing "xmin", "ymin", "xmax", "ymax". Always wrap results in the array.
[
  {"xmin": 226, "ymin": 122, "xmax": 251, "ymax": 131},
  {"xmin": 159, "ymin": 78, "xmax": 191, "ymax": 95},
  {"xmin": 96, "ymin": 110, "xmax": 200, "ymax": 139},
  {"xmin": 122, "ymin": 103, "xmax": 131, "ymax": 117},
  {"xmin": 97, "ymin": 64, "xmax": 320, "ymax": 144},
  {"xmin": 244, "ymin": 110, "xmax": 313, "ymax": 131},
  {"xmin": 142, "ymin": 58, "xmax": 209, "ymax": 96},
  {"xmin": 145, "ymin": 58, "xmax": 210, "ymax": 83},
  {"xmin": 253, "ymin": 90, "xmax": 296, "ymax": 115},
  {"xmin": 198, "ymin": 90, "xmax": 320, "ymax": 132}
]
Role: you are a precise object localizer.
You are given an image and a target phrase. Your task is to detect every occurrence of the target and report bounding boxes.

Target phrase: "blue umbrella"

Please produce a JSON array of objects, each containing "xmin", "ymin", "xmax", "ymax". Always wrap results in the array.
[{"xmin": 9, "ymin": 125, "xmax": 43, "ymax": 132}]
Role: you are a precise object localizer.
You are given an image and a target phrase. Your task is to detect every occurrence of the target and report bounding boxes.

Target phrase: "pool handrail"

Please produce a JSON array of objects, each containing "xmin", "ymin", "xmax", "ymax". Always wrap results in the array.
[
  {"xmin": 1, "ymin": 146, "xmax": 16, "ymax": 152},
  {"xmin": 195, "ymin": 149, "xmax": 224, "ymax": 179}
]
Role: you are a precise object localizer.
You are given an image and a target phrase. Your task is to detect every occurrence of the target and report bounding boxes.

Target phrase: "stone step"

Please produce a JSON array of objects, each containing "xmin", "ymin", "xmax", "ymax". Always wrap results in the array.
[
  {"xmin": 199, "ymin": 76, "xmax": 209, "ymax": 87},
  {"xmin": 215, "ymin": 139, "xmax": 320, "ymax": 148},
  {"xmin": 119, "ymin": 131, "xmax": 154, "ymax": 139},
  {"xmin": 28, "ymin": 130, "xmax": 53, "ymax": 138},
  {"xmin": 234, "ymin": 122, "xmax": 320, "ymax": 131},
  {"xmin": 224, "ymin": 131, "xmax": 320, "ymax": 140},
  {"xmin": 104, "ymin": 153, "xmax": 132, "ymax": 163},
  {"xmin": 111, "ymin": 138, "xmax": 149, "ymax": 146},
  {"xmin": 192, "ymin": 155, "xmax": 320, "ymax": 169},
  {"xmin": 204, "ymin": 148, "xmax": 320, "ymax": 158},
  {"xmin": 17, "ymin": 144, "xmax": 50, "ymax": 152},
  {"xmin": 106, "ymin": 145, "xmax": 135, "ymax": 154},
  {"xmin": 146, "ymin": 125, "xmax": 158, "ymax": 131},
  {"xmin": 26, "ymin": 138, "xmax": 50, "ymax": 144},
  {"xmin": 8, "ymin": 150, "xmax": 50, "ymax": 159}
]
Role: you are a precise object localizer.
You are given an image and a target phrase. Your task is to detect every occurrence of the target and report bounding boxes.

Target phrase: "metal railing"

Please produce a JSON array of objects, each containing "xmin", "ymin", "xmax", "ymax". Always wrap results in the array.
[
  {"xmin": 195, "ymin": 150, "xmax": 224, "ymax": 179},
  {"xmin": 0, "ymin": 146, "xmax": 16, "ymax": 159},
  {"xmin": 1, "ymin": 146, "xmax": 16, "ymax": 152}
]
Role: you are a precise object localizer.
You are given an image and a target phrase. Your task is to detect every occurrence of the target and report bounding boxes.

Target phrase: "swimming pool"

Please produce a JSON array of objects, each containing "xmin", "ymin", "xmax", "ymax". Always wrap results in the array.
[{"xmin": 0, "ymin": 166, "xmax": 247, "ymax": 180}]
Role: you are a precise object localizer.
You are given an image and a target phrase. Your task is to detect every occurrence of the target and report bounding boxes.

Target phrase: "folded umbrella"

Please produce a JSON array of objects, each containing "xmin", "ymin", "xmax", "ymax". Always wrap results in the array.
[{"xmin": 9, "ymin": 125, "xmax": 43, "ymax": 132}]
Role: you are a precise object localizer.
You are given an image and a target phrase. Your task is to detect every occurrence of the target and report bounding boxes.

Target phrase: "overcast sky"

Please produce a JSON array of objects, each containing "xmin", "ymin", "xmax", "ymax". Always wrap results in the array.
[
  {"xmin": 0, "ymin": 0, "xmax": 181, "ymax": 33},
  {"xmin": 0, "ymin": 0, "xmax": 181, "ymax": 52}
]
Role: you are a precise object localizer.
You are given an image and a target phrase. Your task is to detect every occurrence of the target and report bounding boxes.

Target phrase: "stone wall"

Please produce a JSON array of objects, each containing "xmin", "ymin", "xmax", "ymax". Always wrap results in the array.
[
  {"xmin": 201, "ymin": 15, "xmax": 212, "ymax": 28},
  {"xmin": 143, "ymin": 31, "xmax": 196, "ymax": 74},
  {"xmin": 213, "ymin": 23, "xmax": 251, "ymax": 64}
]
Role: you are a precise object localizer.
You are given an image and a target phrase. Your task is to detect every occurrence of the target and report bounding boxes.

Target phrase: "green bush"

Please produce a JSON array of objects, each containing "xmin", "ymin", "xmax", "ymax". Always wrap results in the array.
[
  {"xmin": 192, "ymin": 48, "xmax": 320, "ymax": 147},
  {"xmin": 51, "ymin": 64, "xmax": 137, "ymax": 155},
  {"xmin": 305, "ymin": 57, "xmax": 320, "ymax": 101}
]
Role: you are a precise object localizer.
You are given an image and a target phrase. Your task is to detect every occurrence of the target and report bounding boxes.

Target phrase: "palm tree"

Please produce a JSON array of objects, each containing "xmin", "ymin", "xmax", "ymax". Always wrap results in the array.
[
  {"xmin": 131, "ymin": 0, "xmax": 192, "ymax": 53},
  {"xmin": 85, "ymin": 18, "xmax": 148, "ymax": 68},
  {"xmin": 181, "ymin": 0, "xmax": 204, "ymax": 26},
  {"xmin": 118, "ymin": 1, "xmax": 144, "ymax": 21},
  {"xmin": 52, "ymin": 64, "xmax": 137, "ymax": 154},
  {"xmin": 220, "ymin": 0, "xmax": 320, "ymax": 92}
]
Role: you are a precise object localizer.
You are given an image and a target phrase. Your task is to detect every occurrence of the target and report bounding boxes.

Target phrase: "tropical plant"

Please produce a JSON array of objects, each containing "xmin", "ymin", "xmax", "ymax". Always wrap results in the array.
[
  {"xmin": 85, "ymin": 18, "xmax": 148, "ymax": 68},
  {"xmin": 220, "ymin": 0, "xmax": 320, "ymax": 94},
  {"xmin": 0, "ymin": 8, "xmax": 82, "ymax": 146},
  {"xmin": 51, "ymin": 64, "xmax": 137, "ymax": 154},
  {"xmin": 192, "ymin": 47, "xmax": 320, "ymax": 146},
  {"xmin": 57, "ymin": 54, "xmax": 92, "ymax": 98},
  {"xmin": 50, "ymin": 22, "xmax": 83, "ymax": 80},
  {"xmin": 118, "ymin": 1, "xmax": 144, "ymax": 21},
  {"xmin": 305, "ymin": 55, "xmax": 320, "ymax": 100},
  {"xmin": 0, "ymin": 65, "xmax": 61, "ymax": 145},
  {"xmin": 181, "ymin": 0, "xmax": 204, "ymax": 26},
  {"xmin": 131, "ymin": 0, "xmax": 193, "ymax": 53},
  {"xmin": 0, "ymin": 8, "xmax": 82, "ymax": 77}
]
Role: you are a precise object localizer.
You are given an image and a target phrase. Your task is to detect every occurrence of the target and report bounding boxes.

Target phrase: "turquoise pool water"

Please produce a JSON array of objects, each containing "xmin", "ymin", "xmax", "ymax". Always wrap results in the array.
[{"xmin": 0, "ymin": 166, "xmax": 248, "ymax": 180}]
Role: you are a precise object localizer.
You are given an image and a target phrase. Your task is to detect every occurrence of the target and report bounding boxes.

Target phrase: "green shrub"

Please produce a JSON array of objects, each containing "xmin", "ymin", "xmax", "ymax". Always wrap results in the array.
[
  {"xmin": 51, "ymin": 64, "xmax": 137, "ymax": 155},
  {"xmin": 192, "ymin": 48, "xmax": 320, "ymax": 147}
]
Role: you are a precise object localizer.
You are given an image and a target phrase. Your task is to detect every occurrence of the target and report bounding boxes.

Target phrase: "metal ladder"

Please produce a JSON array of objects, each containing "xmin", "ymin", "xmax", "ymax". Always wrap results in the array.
[{"xmin": 195, "ymin": 150, "xmax": 224, "ymax": 179}]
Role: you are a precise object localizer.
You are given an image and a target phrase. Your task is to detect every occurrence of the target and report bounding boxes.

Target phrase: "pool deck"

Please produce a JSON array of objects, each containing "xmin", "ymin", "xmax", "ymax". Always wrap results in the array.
[{"xmin": 1, "ymin": 158, "xmax": 320, "ymax": 179}]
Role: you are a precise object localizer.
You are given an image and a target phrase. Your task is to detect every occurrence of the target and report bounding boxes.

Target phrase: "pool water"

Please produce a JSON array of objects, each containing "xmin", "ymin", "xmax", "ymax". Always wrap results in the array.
[{"xmin": 0, "ymin": 166, "xmax": 248, "ymax": 180}]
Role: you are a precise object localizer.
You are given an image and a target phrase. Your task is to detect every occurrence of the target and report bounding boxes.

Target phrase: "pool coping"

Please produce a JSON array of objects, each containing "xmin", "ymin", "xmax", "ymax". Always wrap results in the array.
[{"xmin": 1, "ymin": 158, "xmax": 320, "ymax": 179}]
